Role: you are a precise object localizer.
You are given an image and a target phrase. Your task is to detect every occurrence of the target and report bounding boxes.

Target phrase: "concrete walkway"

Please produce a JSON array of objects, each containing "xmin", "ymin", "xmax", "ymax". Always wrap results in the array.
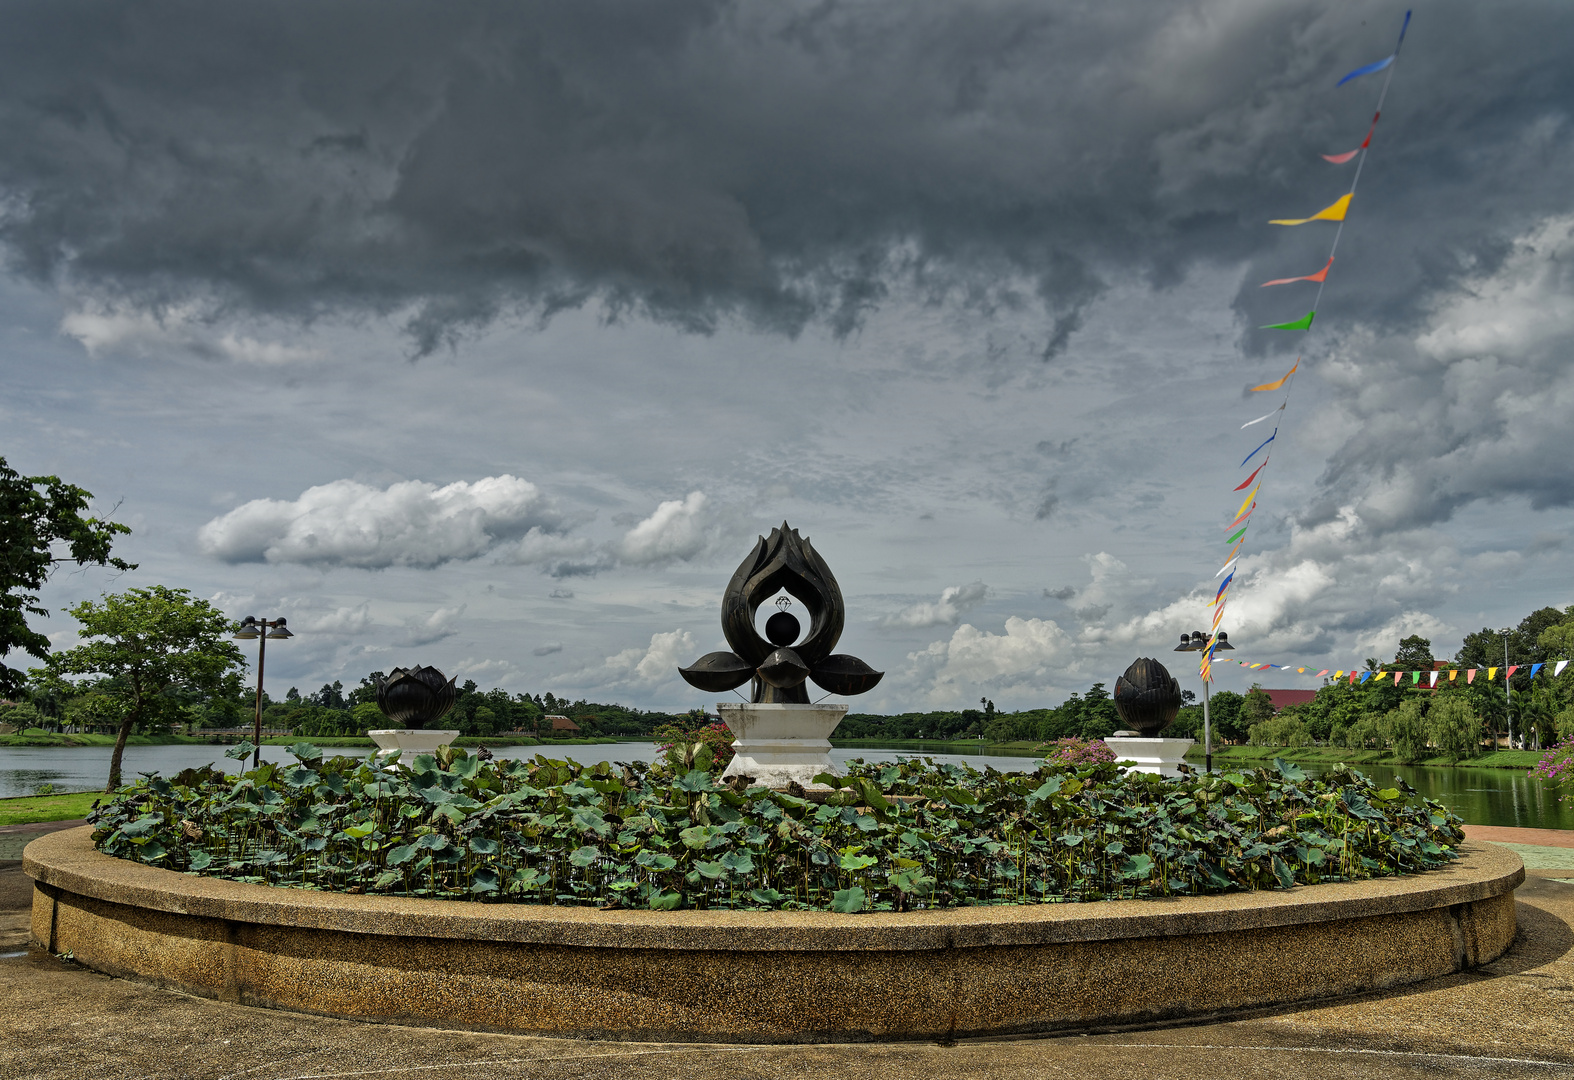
[
  {"xmin": 3, "ymin": 852, "xmax": 1574, "ymax": 1079},
  {"xmin": 0, "ymin": 818, "xmax": 89, "ymax": 861}
]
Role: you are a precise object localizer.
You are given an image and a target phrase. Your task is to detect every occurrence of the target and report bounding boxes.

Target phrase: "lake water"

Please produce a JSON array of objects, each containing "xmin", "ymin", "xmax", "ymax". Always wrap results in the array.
[
  {"xmin": 0, "ymin": 741, "xmax": 1033, "ymax": 800},
  {"xmin": 3, "ymin": 741, "xmax": 1569, "ymax": 831}
]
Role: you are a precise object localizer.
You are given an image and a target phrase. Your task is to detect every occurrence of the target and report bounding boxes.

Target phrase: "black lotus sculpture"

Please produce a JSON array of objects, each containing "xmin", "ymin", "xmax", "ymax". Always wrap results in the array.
[
  {"xmin": 680, "ymin": 523, "xmax": 884, "ymax": 703},
  {"xmin": 1112, "ymin": 657, "xmax": 1184, "ymax": 736},
  {"xmin": 375, "ymin": 666, "xmax": 459, "ymax": 729}
]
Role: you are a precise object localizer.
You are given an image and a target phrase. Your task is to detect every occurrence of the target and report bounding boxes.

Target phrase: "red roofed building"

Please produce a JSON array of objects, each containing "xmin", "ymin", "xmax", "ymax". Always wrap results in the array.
[{"xmin": 1260, "ymin": 689, "xmax": 1318, "ymax": 712}]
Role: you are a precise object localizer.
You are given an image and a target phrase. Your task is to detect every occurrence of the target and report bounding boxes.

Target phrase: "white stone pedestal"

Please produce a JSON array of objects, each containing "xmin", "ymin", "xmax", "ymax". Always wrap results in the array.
[
  {"xmin": 717, "ymin": 703, "xmax": 848, "ymax": 790},
  {"xmin": 368, "ymin": 729, "xmax": 462, "ymax": 765},
  {"xmin": 1105, "ymin": 736, "xmax": 1194, "ymax": 777}
]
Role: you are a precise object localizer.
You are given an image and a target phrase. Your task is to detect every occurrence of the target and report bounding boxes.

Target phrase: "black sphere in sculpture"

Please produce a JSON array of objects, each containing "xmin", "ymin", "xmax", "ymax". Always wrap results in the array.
[
  {"xmin": 679, "ymin": 523, "xmax": 884, "ymax": 703},
  {"xmin": 375, "ymin": 666, "xmax": 458, "ymax": 729},
  {"xmin": 1112, "ymin": 657, "xmax": 1184, "ymax": 736}
]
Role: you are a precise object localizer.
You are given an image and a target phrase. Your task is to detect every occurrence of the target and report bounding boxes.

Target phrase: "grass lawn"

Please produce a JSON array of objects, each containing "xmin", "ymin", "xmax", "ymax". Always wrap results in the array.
[
  {"xmin": 1186, "ymin": 743, "xmax": 1545, "ymax": 770},
  {"xmin": 0, "ymin": 790, "xmax": 101, "ymax": 827},
  {"xmin": 0, "ymin": 728, "xmax": 209, "ymax": 748}
]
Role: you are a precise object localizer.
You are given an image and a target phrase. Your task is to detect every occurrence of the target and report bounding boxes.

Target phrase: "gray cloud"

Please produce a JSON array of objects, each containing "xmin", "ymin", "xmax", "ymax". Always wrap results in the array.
[
  {"xmin": 394, "ymin": 605, "xmax": 465, "ymax": 648},
  {"xmin": 532, "ymin": 642, "xmax": 564, "ymax": 657},
  {"xmin": 6, "ymin": 1, "xmax": 1568, "ymax": 361}
]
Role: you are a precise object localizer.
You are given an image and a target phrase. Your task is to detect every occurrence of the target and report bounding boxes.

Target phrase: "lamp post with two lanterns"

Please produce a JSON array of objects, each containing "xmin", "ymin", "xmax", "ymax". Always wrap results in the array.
[
  {"xmin": 1175, "ymin": 629, "xmax": 1234, "ymax": 774},
  {"xmin": 233, "ymin": 616, "xmax": 293, "ymax": 769}
]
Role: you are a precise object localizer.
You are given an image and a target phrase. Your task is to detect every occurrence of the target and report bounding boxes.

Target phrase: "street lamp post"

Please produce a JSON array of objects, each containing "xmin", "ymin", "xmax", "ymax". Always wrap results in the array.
[
  {"xmin": 1176, "ymin": 629, "xmax": 1234, "ymax": 774},
  {"xmin": 1504, "ymin": 633, "xmax": 1514, "ymax": 751},
  {"xmin": 233, "ymin": 616, "xmax": 293, "ymax": 768}
]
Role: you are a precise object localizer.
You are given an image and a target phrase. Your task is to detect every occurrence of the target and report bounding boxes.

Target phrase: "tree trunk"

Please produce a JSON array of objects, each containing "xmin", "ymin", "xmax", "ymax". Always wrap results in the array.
[{"xmin": 106, "ymin": 706, "xmax": 139, "ymax": 792}]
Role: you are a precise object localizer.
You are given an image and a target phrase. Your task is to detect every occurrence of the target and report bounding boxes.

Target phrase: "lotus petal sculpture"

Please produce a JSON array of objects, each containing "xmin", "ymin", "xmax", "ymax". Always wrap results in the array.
[
  {"xmin": 679, "ymin": 523, "xmax": 883, "ymax": 703},
  {"xmin": 375, "ymin": 666, "xmax": 458, "ymax": 729},
  {"xmin": 1113, "ymin": 657, "xmax": 1183, "ymax": 736}
]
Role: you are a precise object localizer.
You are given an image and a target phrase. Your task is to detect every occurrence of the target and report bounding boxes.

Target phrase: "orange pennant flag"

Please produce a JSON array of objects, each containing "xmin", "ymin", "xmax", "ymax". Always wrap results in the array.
[{"xmin": 1250, "ymin": 359, "xmax": 1299, "ymax": 393}]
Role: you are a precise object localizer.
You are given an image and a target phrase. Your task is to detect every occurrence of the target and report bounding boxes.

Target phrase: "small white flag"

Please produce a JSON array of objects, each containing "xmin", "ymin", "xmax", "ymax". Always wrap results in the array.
[
  {"xmin": 1557, "ymin": 660, "xmax": 1570, "ymax": 678},
  {"xmin": 1429, "ymin": 670, "xmax": 1439, "ymax": 687}
]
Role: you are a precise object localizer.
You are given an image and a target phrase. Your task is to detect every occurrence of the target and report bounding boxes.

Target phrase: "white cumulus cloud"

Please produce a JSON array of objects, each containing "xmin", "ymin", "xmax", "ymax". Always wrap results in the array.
[
  {"xmin": 560, "ymin": 629, "xmax": 698, "ymax": 692},
  {"xmin": 619, "ymin": 492, "xmax": 710, "ymax": 565},
  {"xmin": 197, "ymin": 475, "xmax": 560, "ymax": 568},
  {"xmin": 881, "ymin": 581, "xmax": 988, "ymax": 629},
  {"xmin": 907, "ymin": 616, "xmax": 1073, "ymax": 705}
]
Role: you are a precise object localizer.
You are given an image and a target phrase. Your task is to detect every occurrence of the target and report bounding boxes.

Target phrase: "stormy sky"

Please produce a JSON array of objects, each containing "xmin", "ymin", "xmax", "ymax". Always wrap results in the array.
[{"xmin": 5, "ymin": 0, "xmax": 1574, "ymax": 710}]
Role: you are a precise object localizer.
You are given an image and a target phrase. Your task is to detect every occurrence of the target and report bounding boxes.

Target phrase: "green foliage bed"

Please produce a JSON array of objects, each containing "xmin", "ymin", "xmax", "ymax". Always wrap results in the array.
[{"xmin": 89, "ymin": 746, "xmax": 1465, "ymax": 913}]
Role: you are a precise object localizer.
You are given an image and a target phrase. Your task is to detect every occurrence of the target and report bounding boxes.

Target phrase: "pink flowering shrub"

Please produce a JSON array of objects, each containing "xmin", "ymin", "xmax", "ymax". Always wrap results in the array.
[
  {"xmin": 1529, "ymin": 738, "xmax": 1574, "ymax": 801},
  {"xmin": 653, "ymin": 715, "xmax": 736, "ymax": 774},
  {"xmin": 1035, "ymin": 737, "xmax": 1117, "ymax": 768}
]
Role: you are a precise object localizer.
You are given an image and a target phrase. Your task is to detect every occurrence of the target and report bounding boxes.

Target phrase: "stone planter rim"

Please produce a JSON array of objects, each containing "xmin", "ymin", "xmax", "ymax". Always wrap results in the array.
[{"xmin": 23, "ymin": 827, "xmax": 1522, "ymax": 952}]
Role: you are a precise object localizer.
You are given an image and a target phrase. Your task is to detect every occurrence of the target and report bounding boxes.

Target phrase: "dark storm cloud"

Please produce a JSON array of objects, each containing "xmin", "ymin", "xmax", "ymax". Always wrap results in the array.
[{"xmin": 6, "ymin": 0, "xmax": 1570, "ymax": 358}]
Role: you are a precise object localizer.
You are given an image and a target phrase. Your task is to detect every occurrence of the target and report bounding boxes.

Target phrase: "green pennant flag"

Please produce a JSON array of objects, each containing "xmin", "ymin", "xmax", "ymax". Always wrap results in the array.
[
  {"xmin": 1411, "ymin": 671, "xmax": 1421, "ymax": 684},
  {"xmin": 1227, "ymin": 525, "xmax": 1248, "ymax": 544},
  {"xmin": 1261, "ymin": 310, "xmax": 1315, "ymax": 331}
]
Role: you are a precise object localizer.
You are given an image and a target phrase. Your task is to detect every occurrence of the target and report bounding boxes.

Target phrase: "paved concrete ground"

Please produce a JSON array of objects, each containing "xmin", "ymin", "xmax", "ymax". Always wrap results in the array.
[{"xmin": 3, "ymin": 853, "xmax": 1574, "ymax": 1080}]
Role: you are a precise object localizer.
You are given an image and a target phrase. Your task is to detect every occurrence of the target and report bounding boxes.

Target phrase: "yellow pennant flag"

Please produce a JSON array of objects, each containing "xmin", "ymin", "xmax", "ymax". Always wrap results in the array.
[
  {"xmin": 1448, "ymin": 669, "xmax": 1458, "ymax": 681},
  {"xmin": 1488, "ymin": 666, "xmax": 1498, "ymax": 680},
  {"xmin": 1250, "ymin": 358, "xmax": 1300, "ymax": 392},
  {"xmin": 1270, "ymin": 193, "xmax": 1352, "ymax": 226},
  {"xmin": 1234, "ymin": 483, "xmax": 1261, "ymax": 521}
]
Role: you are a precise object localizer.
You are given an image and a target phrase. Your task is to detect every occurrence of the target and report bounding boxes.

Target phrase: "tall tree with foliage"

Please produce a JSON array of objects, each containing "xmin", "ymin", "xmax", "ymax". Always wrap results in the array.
[
  {"xmin": 44, "ymin": 586, "xmax": 244, "ymax": 790},
  {"xmin": 0, "ymin": 455, "xmax": 134, "ymax": 698}
]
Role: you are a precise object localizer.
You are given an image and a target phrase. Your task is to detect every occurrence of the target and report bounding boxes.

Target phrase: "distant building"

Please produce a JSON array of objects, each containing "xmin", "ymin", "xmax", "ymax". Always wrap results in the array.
[
  {"xmin": 545, "ymin": 714, "xmax": 580, "ymax": 734},
  {"xmin": 1260, "ymin": 689, "xmax": 1318, "ymax": 712}
]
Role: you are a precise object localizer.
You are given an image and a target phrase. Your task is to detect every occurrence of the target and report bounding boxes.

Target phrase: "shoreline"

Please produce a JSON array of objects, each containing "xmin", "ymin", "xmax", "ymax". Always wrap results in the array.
[{"xmin": 1186, "ymin": 743, "xmax": 1544, "ymax": 771}]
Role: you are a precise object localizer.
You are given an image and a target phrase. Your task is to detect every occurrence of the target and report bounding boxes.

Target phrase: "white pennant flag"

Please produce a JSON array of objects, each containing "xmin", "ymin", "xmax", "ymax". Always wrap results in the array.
[
  {"xmin": 1241, "ymin": 402, "xmax": 1287, "ymax": 429},
  {"xmin": 1429, "ymin": 670, "xmax": 1439, "ymax": 687},
  {"xmin": 1557, "ymin": 660, "xmax": 1570, "ymax": 678}
]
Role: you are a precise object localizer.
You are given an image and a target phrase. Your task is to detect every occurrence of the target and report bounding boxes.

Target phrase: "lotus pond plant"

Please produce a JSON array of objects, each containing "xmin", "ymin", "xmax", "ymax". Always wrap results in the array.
[{"xmin": 89, "ymin": 744, "xmax": 1464, "ymax": 913}]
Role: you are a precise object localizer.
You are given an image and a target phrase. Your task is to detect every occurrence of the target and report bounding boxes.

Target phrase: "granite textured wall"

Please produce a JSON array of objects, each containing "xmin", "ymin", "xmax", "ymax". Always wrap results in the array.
[{"xmin": 26, "ymin": 827, "xmax": 1522, "ymax": 1042}]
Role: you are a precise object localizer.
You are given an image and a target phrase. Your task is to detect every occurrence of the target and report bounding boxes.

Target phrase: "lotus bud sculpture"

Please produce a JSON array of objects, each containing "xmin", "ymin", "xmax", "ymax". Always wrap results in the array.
[
  {"xmin": 679, "ymin": 522, "xmax": 883, "ymax": 703},
  {"xmin": 375, "ymin": 666, "xmax": 458, "ymax": 729},
  {"xmin": 1112, "ymin": 657, "xmax": 1183, "ymax": 736}
]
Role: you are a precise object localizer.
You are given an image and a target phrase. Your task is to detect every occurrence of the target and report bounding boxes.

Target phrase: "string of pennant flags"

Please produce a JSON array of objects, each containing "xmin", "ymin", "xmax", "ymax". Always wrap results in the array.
[
  {"xmin": 1215, "ymin": 659, "xmax": 1572, "ymax": 686},
  {"xmin": 1202, "ymin": 11, "xmax": 1413, "ymax": 684}
]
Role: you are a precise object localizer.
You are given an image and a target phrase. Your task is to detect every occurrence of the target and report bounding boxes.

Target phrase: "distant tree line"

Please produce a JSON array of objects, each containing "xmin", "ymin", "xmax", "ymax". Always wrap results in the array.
[{"xmin": 1239, "ymin": 606, "xmax": 1574, "ymax": 758}]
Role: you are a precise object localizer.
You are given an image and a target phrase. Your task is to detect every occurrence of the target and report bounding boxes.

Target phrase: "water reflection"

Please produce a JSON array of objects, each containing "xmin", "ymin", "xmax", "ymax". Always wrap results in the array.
[
  {"xmin": 3, "ymin": 741, "xmax": 1568, "ymax": 830},
  {"xmin": 1292, "ymin": 760, "xmax": 1574, "ymax": 831}
]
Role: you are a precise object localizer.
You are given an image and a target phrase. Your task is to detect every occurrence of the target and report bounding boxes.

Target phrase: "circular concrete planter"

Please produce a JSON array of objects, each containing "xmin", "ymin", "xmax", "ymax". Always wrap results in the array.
[{"xmin": 24, "ymin": 827, "xmax": 1522, "ymax": 1043}]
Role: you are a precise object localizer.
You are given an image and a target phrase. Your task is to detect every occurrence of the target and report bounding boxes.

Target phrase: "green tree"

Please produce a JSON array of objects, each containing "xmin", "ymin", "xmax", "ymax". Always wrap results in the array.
[
  {"xmin": 44, "ymin": 586, "xmax": 244, "ymax": 790},
  {"xmin": 1206, "ymin": 689, "xmax": 1247, "ymax": 743},
  {"xmin": 1381, "ymin": 699, "xmax": 1429, "ymax": 762},
  {"xmin": 1391, "ymin": 635, "xmax": 1436, "ymax": 672},
  {"xmin": 1240, "ymin": 685, "xmax": 1276, "ymax": 730},
  {"xmin": 0, "ymin": 455, "xmax": 134, "ymax": 698},
  {"xmin": 1078, "ymin": 682, "xmax": 1119, "ymax": 739},
  {"xmin": 1427, "ymin": 695, "xmax": 1482, "ymax": 759}
]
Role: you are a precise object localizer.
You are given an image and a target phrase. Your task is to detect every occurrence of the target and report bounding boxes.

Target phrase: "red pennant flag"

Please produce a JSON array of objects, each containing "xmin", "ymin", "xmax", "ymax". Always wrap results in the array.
[
  {"xmin": 1261, "ymin": 257, "xmax": 1334, "ymax": 288},
  {"xmin": 1323, "ymin": 113, "xmax": 1379, "ymax": 164},
  {"xmin": 1234, "ymin": 463, "xmax": 1266, "ymax": 492},
  {"xmin": 1506, "ymin": 665, "xmax": 1520, "ymax": 680}
]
